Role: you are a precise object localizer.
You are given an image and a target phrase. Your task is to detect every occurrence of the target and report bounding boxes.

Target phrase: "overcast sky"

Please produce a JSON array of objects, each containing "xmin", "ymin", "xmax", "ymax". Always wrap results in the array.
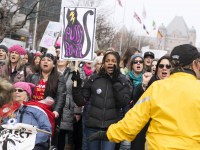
[{"xmin": 107, "ymin": 0, "xmax": 200, "ymax": 46}]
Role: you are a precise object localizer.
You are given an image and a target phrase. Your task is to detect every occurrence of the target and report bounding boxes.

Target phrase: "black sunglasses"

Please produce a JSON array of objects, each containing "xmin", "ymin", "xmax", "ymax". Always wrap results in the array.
[
  {"xmin": 133, "ymin": 60, "xmax": 144, "ymax": 64},
  {"xmin": 158, "ymin": 64, "xmax": 171, "ymax": 69},
  {"xmin": 15, "ymin": 89, "xmax": 24, "ymax": 92}
]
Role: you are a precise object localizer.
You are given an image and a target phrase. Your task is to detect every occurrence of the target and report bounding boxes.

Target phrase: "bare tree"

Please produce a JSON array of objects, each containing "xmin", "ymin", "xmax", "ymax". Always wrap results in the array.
[{"xmin": 0, "ymin": 0, "xmax": 46, "ymax": 41}]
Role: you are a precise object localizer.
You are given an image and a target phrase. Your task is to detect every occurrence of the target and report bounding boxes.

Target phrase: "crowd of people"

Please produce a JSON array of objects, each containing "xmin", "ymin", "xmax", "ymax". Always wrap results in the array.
[{"xmin": 0, "ymin": 41, "xmax": 200, "ymax": 150}]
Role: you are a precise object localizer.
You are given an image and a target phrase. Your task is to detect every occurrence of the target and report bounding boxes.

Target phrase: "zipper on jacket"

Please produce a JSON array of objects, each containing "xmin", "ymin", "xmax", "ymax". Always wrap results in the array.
[{"xmin": 102, "ymin": 80, "xmax": 108, "ymax": 128}]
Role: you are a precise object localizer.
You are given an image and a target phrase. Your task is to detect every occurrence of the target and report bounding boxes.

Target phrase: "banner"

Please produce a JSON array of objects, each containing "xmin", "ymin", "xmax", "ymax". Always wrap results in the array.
[
  {"xmin": 60, "ymin": 7, "xmax": 96, "ymax": 61},
  {"xmin": 39, "ymin": 21, "xmax": 61, "ymax": 49},
  {"xmin": 0, "ymin": 123, "xmax": 37, "ymax": 150}
]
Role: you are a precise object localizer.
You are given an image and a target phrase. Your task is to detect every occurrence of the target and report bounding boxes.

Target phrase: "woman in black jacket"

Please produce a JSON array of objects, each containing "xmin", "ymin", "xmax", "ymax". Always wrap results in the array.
[
  {"xmin": 72, "ymin": 51, "xmax": 131, "ymax": 150},
  {"xmin": 131, "ymin": 55, "xmax": 171, "ymax": 150}
]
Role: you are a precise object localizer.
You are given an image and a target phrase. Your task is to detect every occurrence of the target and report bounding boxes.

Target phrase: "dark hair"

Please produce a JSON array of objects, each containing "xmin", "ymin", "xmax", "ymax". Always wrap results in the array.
[
  {"xmin": 154, "ymin": 55, "xmax": 170, "ymax": 76},
  {"xmin": 122, "ymin": 47, "xmax": 140, "ymax": 67},
  {"xmin": 96, "ymin": 50, "xmax": 104, "ymax": 56},
  {"xmin": 99, "ymin": 51, "xmax": 120, "ymax": 75},
  {"xmin": 38, "ymin": 58, "xmax": 59, "ymax": 98}
]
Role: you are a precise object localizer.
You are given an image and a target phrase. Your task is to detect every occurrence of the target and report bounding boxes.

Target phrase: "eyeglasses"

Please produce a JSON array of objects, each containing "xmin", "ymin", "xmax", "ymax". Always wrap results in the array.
[
  {"xmin": 158, "ymin": 64, "xmax": 171, "ymax": 69},
  {"xmin": 133, "ymin": 60, "xmax": 144, "ymax": 64},
  {"xmin": 15, "ymin": 89, "xmax": 24, "ymax": 92}
]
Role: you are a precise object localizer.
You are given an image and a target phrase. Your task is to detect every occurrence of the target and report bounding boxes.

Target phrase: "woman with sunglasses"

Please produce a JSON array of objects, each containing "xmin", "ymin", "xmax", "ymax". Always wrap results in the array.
[
  {"xmin": 131, "ymin": 55, "xmax": 171, "ymax": 150},
  {"xmin": 1, "ymin": 81, "xmax": 52, "ymax": 150},
  {"xmin": 127, "ymin": 53, "xmax": 144, "ymax": 94}
]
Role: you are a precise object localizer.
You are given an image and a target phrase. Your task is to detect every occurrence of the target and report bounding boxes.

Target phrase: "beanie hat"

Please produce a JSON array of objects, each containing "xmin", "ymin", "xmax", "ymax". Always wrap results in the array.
[
  {"xmin": 144, "ymin": 51, "xmax": 155, "ymax": 59},
  {"xmin": 170, "ymin": 44, "xmax": 200, "ymax": 67},
  {"xmin": 13, "ymin": 82, "xmax": 35, "ymax": 98},
  {"xmin": 0, "ymin": 43, "xmax": 8, "ymax": 53},
  {"xmin": 131, "ymin": 53, "xmax": 144, "ymax": 61},
  {"xmin": 8, "ymin": 45, "xmax": 26, "ymax": 55}
]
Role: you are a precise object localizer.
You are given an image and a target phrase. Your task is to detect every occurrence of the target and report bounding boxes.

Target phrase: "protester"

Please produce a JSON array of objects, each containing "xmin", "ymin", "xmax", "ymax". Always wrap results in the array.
[
  {"xmin": 57, "ymin": 60, "xmax": 82, "ymax": 150},
  {"xmin": 1, "ymin": 81, "xmax": 52, "ymax": 150},
  {"xmin": 143, "ymin": 51, "xmax": 155, "ymax": 72},
  {"xmin": 27, "ymin": 46, "xmax": 66, "ymax": 148},
  {"xmin": 121, "ymin": 47, "xmax": 140, "ymax": 75},
  {"xmin": 131, "ymin": 55, "xmax": 171, "ymax": 149},
  {"xmin": 90, "ymin": 44, "xmax": 200, "ymax": 149},
  {"xmin": 0, "ymin": 45, "xmax": 32, "ymax": 83},
  {"xmin": 72, "ymin": 51, "xmax": 131, "ymax": 150},
  {"xmin": 151, "ymin": 59, "xmax": 158, "ymax": 75},
  {"xmin": 92, "ymin": 55, "xmax": 103, "ymax": 73},
  {"xmin": 31, "ymin": 51, "xmax": 42, "ymax": 74},
  {"xmin": 0, "ymin": 43, "xmax": 8, "ymax": 62},
  {"xmin": 127, "ymin": 53, "xmax": 144, "ymax": 94}
]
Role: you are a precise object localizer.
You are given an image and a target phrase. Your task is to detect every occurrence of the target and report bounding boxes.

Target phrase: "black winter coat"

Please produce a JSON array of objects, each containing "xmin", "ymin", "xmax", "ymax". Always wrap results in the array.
[
  {"xmin": 27, "ymin": 73, "xmax": 66, "ymax": 114},
  {"xmin": 72, "ymin": 73, "xmax": 131, "ymax": 129}
]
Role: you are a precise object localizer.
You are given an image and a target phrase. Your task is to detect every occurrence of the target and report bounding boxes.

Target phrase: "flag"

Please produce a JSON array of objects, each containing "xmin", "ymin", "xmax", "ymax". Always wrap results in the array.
[
  {"xmin": 134, "ymin": 12, "xmax": 142, "ymax": 24},
  {"xmin": 157, "ymin": 30, "xmax": 163, "ymax": 38},
  {"xmin": 152, "ymin": 20, "xmax": 156, "ymax": 30},
  {"xmin": 142, "ymin": 5, "xmax": 146, "ymax": 19},
  {"xmin": 117, "ymin": 0, "xmax": 123, "ymax": 7}
]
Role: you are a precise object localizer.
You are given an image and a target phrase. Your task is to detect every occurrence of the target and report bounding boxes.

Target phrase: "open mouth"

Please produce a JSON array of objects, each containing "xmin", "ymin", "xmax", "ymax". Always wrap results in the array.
[
  {"xmin": 107, "ymin": 66, "xmax": 114, "ymax": 72},
  {"xmin": 161, "ymin": 72, "xmax": 168, "ymax": 78}
]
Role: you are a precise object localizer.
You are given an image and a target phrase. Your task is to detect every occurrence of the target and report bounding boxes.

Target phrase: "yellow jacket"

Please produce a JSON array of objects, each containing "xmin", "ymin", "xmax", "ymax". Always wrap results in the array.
[{"xmin": 107, "ymin": 72, "xmax": 200, "ymax": 150}]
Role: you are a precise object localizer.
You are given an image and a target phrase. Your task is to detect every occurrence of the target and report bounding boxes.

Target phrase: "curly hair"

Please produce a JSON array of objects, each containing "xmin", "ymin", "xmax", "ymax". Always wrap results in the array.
[{"xmin": 0, "ymin": 77, "xmax": 14, "ymax": 107}]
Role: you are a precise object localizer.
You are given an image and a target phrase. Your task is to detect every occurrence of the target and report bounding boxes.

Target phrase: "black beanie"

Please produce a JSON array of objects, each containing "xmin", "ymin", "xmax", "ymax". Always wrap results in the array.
[{"xmin": 0, "ymin": 45, "xmax": 8, "ymax": 53}]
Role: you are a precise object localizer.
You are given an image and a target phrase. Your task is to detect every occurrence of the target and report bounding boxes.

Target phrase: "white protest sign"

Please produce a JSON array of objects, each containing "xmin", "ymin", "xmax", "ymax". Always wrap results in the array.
[
  {"xmin": 60, "ymin": 6, "xmax": 96, "ymax": 61},
  {"xmin": 2, "ymin": 38, "xmax": 26, "ymax": 48},
  {"xmin": 39, "ymin": 21, "xmax": 61, "ymax": 48},
  {"xmin": 0, "ymin": 123, "xmax": 37, "ymax": 150}
]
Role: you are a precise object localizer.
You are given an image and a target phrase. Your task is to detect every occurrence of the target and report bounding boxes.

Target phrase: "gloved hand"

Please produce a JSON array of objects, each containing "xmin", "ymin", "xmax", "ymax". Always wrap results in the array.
[
  {"xmin": 112, "ymin": 65, "xmax": 121, "ymax": 83},
  {"xmin": 87, "ymin": 131, "xmax": 108, "ymax": 141},
  {"xmin": 71, "ymin": 71, "xmax": 82, "ymax": 87}
]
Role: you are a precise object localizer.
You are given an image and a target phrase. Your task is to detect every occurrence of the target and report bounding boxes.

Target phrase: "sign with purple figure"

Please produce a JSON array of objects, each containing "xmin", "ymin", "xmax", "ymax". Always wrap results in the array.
[{"xmin": 61, "ymin": 7, "xmax": 96, "ymax": 61}]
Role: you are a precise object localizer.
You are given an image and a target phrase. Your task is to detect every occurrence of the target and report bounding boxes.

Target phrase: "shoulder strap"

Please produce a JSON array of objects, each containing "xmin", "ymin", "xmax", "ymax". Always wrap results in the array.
[
  {"xmin": 24, "ymin": 65, "xmax": 27, "ymax": 82},
  {"xmin": 19, "ymin": 105, "xmax": 27, "ymax": 123}
]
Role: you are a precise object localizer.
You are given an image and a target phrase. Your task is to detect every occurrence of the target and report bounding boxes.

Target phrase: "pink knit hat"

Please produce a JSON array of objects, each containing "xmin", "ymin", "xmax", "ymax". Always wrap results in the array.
[
  {"xmin": 13, "ymin": 82, "xmax": 35, "ymax": 98},
  {"xmin": 8, "ymin": 45, "xmax": 26, "ymax": 55}
]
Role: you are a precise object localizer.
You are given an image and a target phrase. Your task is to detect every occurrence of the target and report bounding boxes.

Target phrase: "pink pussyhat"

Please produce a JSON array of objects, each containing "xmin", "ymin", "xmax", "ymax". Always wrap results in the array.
[
  {"xmin": 8, "ymin": 45, "xmax": 26, "ymax": 55},
  {"xmin": 13, "ymin": 82, "xmax": 35, "ymax": 98},
  {"xmin": 55, "ymin": 37, "xmax": 61, "ymax": 48}
]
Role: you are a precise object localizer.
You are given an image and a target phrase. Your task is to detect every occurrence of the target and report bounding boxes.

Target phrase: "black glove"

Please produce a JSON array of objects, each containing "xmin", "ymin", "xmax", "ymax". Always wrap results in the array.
[
  {"xmin": 87, "ymin": 131, "xmax": 108, "ymax": 141},
  {"xmin": 112, "ymin": 65, "xmax": 121, "ymax": 83},
  {"xmin": 71, "ymin": 71, "xmax": 82, "ymax": 87}
]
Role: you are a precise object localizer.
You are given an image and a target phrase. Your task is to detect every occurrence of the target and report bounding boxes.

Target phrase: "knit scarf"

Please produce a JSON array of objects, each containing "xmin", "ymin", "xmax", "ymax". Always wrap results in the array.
[
  {"xmin": 84, "ymin": 64, "xmax": 93, "ymax": 77},
  {"xmin": 128, "ymin": 71, "xmax": 143, "ymax": 88}
]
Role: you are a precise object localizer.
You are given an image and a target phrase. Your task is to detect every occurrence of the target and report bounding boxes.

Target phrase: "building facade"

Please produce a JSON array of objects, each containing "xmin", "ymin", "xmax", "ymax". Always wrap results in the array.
[{"xmin": 157, "ymin": 16, "xmax": 196, "ymax": 52}]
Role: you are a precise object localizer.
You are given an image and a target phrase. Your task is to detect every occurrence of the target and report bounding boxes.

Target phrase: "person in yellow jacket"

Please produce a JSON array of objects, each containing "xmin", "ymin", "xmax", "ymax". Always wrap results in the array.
[{"xmin": 88, "ymin": 44, "xmax": 200, "ymax": 150}]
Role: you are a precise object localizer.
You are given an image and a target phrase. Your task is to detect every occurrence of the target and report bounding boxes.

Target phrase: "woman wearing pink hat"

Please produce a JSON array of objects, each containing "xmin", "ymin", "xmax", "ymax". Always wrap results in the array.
[
  {"xmin": 1, "ymin": 81, "xmax": 52, "ymax": 150},
  {"xmin": 0, "ymin": 45, "xmax": 32, "ymax": 83}
]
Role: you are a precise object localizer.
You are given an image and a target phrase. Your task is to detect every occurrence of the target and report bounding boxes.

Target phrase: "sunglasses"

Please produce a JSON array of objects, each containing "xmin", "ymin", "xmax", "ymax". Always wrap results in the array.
[
  {"xmin": 15, "ymin": 89, "xmax": 24, "ymax": 92},
  {"xmin": 158, "ymin": 64, "xmax": 171, "ymax": 69},
  {"xmin": 133, "ymin": 60, "xmax": 144, "ymax": 64}
]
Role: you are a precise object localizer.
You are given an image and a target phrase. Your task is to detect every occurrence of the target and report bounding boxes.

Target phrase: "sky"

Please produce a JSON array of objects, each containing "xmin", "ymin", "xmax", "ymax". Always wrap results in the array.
[{"xmin": 104, "ymin": 0, "xmax": 200, "ymax": 47}]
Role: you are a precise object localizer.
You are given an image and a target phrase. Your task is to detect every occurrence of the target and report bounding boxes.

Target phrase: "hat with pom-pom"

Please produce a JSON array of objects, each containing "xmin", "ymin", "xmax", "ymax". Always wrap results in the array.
[
  {"xmin": 34, "ymin": 51, "xmax": 42, "ymax": 57},
  {"xmin": 8, "ymin": 45, "xmax": 26, "ymax": 55},
  {"xmin": 55, "ymin": 37, "xmax": 61, "ymax": 49},
  {"xmin": 13, "ymin": 82, "xmax": 35, "ymax": 98}
]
